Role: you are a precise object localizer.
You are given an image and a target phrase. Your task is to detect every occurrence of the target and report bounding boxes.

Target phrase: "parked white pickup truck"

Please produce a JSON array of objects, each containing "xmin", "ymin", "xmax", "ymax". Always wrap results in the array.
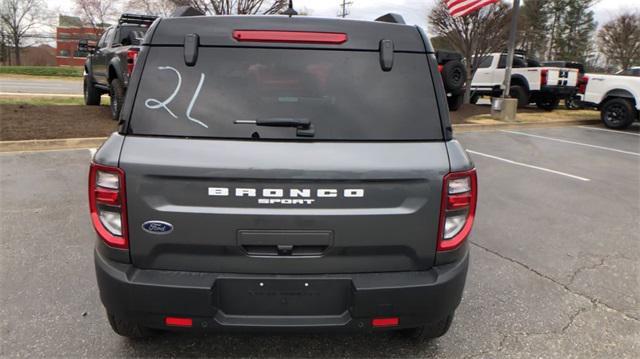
[
  {"xmin": 471, "ymin": 53, "xmax": 579, "ymax": 110},
  {"xmin": 579, "ymin": 73, "xmax": 640, "ymax": 129}
]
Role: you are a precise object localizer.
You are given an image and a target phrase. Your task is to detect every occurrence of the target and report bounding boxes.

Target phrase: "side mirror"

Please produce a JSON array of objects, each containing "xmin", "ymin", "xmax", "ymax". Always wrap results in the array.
[{"xmin": 78, "ymin": 39, "xmax": 96, "ymax": 54}]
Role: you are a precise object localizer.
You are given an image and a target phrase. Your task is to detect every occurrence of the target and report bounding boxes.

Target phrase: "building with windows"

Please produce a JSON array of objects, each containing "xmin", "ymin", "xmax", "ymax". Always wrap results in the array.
[{"xmin": 56, "ymin": 15, "xmax": 104, "ymax": 66}]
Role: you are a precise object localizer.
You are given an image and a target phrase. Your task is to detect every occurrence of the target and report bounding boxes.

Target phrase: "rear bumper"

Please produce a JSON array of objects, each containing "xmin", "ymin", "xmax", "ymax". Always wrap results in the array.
[
  {"xmin": 540, "ymin": 85, "xmax": 577, "ymax": 96},
  {"xmin": 95, "ymin": 248, "xmax": 469, "ymax": 332}
]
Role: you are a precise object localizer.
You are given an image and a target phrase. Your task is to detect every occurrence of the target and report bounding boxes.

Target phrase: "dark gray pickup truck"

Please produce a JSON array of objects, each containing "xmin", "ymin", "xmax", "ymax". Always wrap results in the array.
[
  {"xmin": 89, "ymin": 12, "xmax": 477, "ymax": 341},
  {"xmin": 81, "ymin": 13, "xmax": 157, "ymax": 120}
]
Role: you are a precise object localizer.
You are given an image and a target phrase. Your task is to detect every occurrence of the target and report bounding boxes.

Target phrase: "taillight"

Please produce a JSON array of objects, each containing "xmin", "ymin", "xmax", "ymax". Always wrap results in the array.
[
  {"xmin": 438, "ymin": 169, "xmax": 477, "ymax": 251},
  {"xmin": 438, "ymin": 64, "xmax": 444, "ymax": 73},
  {"xmin": 127, "ymin": 48, "xmax": 139, "ymax": 76},
  {"xmin": 89, "ymin": 163, "xmax": 128, "ymax": 249},
  {"xmin": 540, "ymin": 69, "xmax": 548, "ymax": 86},
  {"xmin": 232, "ymin": 30, "xmax": 348, "ymax": 44},
  {"xmin": 578, "ymin": 75, "xmax": 589, "ymax": 94}
]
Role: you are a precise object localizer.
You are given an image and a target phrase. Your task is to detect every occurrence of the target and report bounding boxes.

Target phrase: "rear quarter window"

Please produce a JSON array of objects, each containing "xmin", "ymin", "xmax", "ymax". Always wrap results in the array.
[{"xmin": 128, "ymin": 47, "xmax": 443, "ymax": 141}]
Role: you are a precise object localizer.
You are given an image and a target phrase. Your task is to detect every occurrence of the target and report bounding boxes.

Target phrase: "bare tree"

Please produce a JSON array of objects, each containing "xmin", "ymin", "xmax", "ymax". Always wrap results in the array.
[
  {"xmin": 598, "ymin": 13, "xmax": 640, "ymax": 71},
  {"xmin": 74, "ymin": 0, "xmax": 118, "ymax": 35},
  {"xmin": 428, "ymin": 1, "xmax": 511, "ymax": 102},
  {"xmin": 173, "ymin": 0, "xmax": 288, "ymax": 15},
  {"xmin": 0, "ymin": 0, "xmax": 46, "ymax": 65},
  {"xmin": 128, "ymin": 0, "xmax": 177, "ymax": 16}
]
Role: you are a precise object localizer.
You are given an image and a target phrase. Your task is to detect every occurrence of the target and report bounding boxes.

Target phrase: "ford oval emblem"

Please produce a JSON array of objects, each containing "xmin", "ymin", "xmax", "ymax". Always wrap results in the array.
[{"xmin": 142, "ymin": 221, "xmax": 173, "ymax": 235}]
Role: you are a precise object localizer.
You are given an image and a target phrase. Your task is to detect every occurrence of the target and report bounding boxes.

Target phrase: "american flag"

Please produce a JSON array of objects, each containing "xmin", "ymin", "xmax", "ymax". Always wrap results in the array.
[{"xmin": 446, "ymin": 0, "xmax": 500, "ymax": 17}]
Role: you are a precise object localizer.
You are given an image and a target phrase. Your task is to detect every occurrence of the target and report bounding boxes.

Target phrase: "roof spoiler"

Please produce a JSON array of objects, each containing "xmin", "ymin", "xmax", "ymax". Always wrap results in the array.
[
  {"xmin": 118, "ymin": 13, "xmax": 158, "ymax": 26},
  {"xmin": 374, "ymin": 13, "xmax": 406, "ymax": 25},
  {"xmin": 171, "ymin": 6, "xmax": 205, "ymax": 17}
]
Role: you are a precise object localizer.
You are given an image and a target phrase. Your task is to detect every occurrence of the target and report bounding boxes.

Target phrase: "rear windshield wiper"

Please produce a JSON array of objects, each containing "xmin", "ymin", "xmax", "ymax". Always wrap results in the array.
[{"xmin": 234, "ymin": 118, "xmax": 315, "ymax": 137}]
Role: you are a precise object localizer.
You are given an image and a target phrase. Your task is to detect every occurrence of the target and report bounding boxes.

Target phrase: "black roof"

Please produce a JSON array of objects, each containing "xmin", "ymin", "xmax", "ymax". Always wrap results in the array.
[{"xmin": 145, "ymin": 15, "xmax": 430, "ymax": 53}]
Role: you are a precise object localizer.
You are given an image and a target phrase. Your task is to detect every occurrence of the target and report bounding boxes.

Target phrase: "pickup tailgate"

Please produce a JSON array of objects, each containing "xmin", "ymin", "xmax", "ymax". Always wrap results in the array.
[
  {"xmin": 545, "ymin": 67, "xmax": 579, "ymax": 87},
  {"xmin": 120, "ymin": 137, "xmax": 449, "ymax": 274}
]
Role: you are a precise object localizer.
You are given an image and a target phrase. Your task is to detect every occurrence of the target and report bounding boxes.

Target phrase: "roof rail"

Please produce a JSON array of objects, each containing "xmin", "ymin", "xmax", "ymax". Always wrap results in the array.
[
  {"xmin": 118, "ymin": 13, "xmax": 158, "ymax": 26},
  {"xmin": 374, "ymin": 13, "xmax": 406, "ymax": 25}
]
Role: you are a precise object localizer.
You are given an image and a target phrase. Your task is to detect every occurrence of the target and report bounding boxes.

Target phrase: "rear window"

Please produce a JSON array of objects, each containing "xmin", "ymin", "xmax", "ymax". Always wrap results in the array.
[
  {"xmin": 128, "ymin": 47, "xmax": 443, "ymax": 140},
  {"xmin": 116, "ymin": 26, "xmax": 147, "ymax": 45}
]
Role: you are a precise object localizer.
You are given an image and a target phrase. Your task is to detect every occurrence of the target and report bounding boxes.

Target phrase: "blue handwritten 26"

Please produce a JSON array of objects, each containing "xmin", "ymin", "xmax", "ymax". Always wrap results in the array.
[{"xmin": 144, "ymin": 66, "xmax": 208, "ymax": 128}]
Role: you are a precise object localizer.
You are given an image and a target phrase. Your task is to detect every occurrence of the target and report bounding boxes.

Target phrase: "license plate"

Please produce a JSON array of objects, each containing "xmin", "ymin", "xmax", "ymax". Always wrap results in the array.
[{"xmin": 215, "ymin": 278, "xmax": 350, "ymax": 316}]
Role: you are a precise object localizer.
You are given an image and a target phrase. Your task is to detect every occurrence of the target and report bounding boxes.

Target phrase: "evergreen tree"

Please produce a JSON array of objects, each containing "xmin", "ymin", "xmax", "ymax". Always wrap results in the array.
[
  {"xmin": 554, "ymin": 0, "xmax": 597, "ymax": 63},
  {"xmin": 546, "ymin": 0, "xmax": 571, "ymax": 60},
  {"xmin": 517, "ymin": 0, "xmax": 550, "ymax": 59}
]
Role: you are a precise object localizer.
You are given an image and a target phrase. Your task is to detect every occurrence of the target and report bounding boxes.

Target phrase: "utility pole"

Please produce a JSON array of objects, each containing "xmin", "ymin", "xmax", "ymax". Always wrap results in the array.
[
  {"xmin": 501, "ymin": 0, "xmax": 521, "ymax": 99},
  {"xmin": 338, "ymin": 0, "xmax": 353, "ymax": 18}
]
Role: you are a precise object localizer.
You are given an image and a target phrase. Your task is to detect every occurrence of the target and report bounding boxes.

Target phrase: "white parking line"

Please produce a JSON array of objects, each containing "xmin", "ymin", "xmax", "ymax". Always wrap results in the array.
[
  {"xmin": 467, "ymin": 150, "xmax": 591, "ymax": 182},
  {"xmin": 0, "ymin": 92, "xmax": 83, "ymax": 97},
  {"xmin": 577, "ymin": 126, "xmax": 640, "ymax": 137},
  {"xmin": 501, "ymin": 130, "xmax": 640, "ymax": 156}
]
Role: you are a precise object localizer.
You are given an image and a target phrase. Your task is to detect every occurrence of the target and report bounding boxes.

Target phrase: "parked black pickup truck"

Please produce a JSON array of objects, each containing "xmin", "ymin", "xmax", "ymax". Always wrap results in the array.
[{"xmin": 80, "ymin": 13, "xmax": 157, "ymax": 120}]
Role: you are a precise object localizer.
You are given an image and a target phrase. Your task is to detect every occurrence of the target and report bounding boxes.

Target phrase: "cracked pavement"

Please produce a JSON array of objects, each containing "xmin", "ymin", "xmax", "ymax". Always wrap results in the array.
[{"xmin": 1, "ymin": 125, "xmax": 639, "ymax": 358}]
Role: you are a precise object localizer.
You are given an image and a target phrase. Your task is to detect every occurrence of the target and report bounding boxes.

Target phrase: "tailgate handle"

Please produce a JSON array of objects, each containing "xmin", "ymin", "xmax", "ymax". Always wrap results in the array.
[
  {"xmin": 276, "ymin": 245, "xmax": 294, "ymax": 255},
  {"xmin": 242, "ymin": 244, "xmax": 328, "ymax": 257},
  {"xmin": 238, "ymin": 230, "xmax": 333, "ymax": 257}
]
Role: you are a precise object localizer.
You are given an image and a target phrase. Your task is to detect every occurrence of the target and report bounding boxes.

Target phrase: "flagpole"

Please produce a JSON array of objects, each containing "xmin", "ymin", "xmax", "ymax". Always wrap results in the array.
[{"xmin": 501, "ymin": 0, "xmax": 521, "ymax": 99}]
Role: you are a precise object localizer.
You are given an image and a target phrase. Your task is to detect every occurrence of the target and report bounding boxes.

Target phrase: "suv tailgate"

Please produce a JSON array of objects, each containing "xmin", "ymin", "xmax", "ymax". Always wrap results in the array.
[{"xmin": 120, "ymin": 137, "xmax": 449, "ymax": 274}]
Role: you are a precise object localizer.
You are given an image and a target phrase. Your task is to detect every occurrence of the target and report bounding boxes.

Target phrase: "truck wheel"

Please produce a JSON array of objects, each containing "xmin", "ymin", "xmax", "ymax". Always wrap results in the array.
[
  {"xmin": 442, "ymin": 61, "xmax": 466, "ymax": 92},
  {"xmin": 509, "ymin": 85, "xmax": 529, "ymax": 108},
  {"xmin": 397, "ymin": 313, "xmax": 454, "ymax": 341},
  {"xmin": 601, "ymin": 98, "xmax": 636, "ymax": 130},
  {"xmin": 565, "ymin": 97, "xmax": 581, "ymax": 110},
  {"xmin": 107, "ymin": 313, "xmax": 157, "ymax": 339},
  {"xmin": 447, "ymin": 94, "xmax": 464, "ymax": 111},
  {"xmin": 536, "ymin": 95, "xmax": 560, "ymax": 111},
  {"xmin": 83, "ymin": 76, "xmax": 101, "ymax": 106},
  {"xmin": 109, "ymin": 78, "xmax": 125, "ymax": 121},
  {"xmin": 470, "ymin": 94, "xmax": 479, "ymax": 105}
]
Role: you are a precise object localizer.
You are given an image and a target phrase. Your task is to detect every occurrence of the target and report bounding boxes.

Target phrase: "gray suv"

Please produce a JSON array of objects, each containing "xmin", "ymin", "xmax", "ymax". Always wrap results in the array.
[{"xmin": 89, "ymin": 13, "xmax": 477, "ymax": 340}]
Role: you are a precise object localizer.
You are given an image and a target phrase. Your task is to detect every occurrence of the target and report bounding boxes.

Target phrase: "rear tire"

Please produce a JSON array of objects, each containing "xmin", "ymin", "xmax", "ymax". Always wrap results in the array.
[
  {"xmin": 109, "ymin": 78, "xmax": 125, "ymax": 121},
  {"xmin": 565, "ymin": 96, "xmax": 581, "ymax": 110},
  {"xmin": 470, "ymin": 94, "xmax": 479, "ymax": 105},
  {"xmin": 601, "ymin": 98, "xmax": 636, "ymax": 130},
  {"xmin": 509, "ymin": 85, "xmax": 529, "ymax": 108},
  {"xmin": 536, "ymin": 94, "xmax": 560, "ymax": 111},
  {"xmin": 107, "ymin": 312, "xmax": 156, "ymax": 339},
  {"xmin": 397, "ymin": 313, "xmax": 454, "ymax": 341},
  {"xmin": 447, "ymin": 93, "xmax": 464, "ymax": 111},
  {"xmin": 441, "ymin": 60, "xmax": 466, "ymax": 92},
  {"xmin": 83, "ymin": 75, "xmax": 101, "ymax": 106}
]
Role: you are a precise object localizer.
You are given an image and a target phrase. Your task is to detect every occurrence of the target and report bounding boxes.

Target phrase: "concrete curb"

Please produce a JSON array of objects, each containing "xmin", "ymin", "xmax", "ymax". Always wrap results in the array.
[
  {"xmin": 0, "ymin": 118, "xmax": 602, "ymax": 153},
  {"xmin": 0, "ymin": 137, "xmax": 106, "ymax": 153},
  {"xmin": 452, "ymin": 118, "xmax": 601, "ymax": 133},
  {"xmin": 0, "ymin": 92, "xmax": 84, "ymax": 97}
]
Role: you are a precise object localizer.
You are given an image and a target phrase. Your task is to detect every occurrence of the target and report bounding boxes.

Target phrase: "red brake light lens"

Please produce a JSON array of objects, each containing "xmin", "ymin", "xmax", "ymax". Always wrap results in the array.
[
  {"xmin": 372, "ymin": 317, "xmax": 399, "ymax": 328},
  {"xmin": 89, "ymin": 163, "xmax": 128, "ymax": 249},
  {"xmin": 165, "ymin": 317, "xmax": 193, "ymax": 327},
  {"xmin": 233, "ymin": 30, "xmax": 348, "ymax": 44},
  {"xmin": 578, "ymin": 75, "xmax": 589, "ymax": 94},
  {"xmin": 127, "ymin": 48, "xmax": 139, "ymax": 76},
  {"xmin": 438, "ymin": 169, "xmax": 478, "ymax": 252},
  {"xmin": 540, "ymin": 69, "xmax": 548, "ymax": 86}
]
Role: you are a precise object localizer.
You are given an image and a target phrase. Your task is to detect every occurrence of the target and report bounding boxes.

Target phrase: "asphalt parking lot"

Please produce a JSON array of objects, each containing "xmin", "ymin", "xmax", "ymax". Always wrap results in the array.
[
  {"xmin": 1, "ymin": 124, "xmax": 639, "ymax": 358},
  {"xmin": 0, "ymin": 77, "xmax": 82, "ymax": 95}
]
